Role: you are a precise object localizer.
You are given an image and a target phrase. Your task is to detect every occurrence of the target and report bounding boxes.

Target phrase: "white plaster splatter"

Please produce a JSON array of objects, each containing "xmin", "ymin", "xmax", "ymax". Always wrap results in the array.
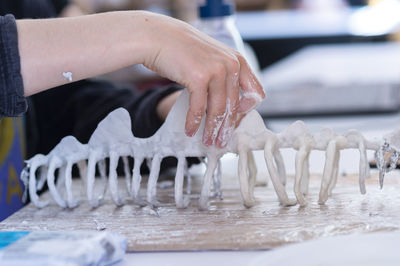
[
  {"xmin": 217, "ymin": 99, "xmax": 235, "ymax": 147},
  {"xmin": 93, "ymin": 219, "xmax": 106, "ymax": 231},
  {"xmin": 62, "ymin": 72, "xmax": 73, "ymax": 82}
]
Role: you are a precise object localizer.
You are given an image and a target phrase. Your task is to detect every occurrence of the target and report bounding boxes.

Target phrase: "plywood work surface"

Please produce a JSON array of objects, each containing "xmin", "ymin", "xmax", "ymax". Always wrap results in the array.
[{"xmin": 2, "ymin": 172, "xmax": 400, "ymax": 251}]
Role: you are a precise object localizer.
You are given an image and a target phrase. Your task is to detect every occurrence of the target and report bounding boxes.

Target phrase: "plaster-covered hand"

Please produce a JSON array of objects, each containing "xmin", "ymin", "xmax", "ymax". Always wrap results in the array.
[
  {"xmin": 140, "ymin": 12, "xmax": 265, "ymax": 148},
  {"xmin": 17, "ymin": 11, "xmax": 264, "ymax": 148}
]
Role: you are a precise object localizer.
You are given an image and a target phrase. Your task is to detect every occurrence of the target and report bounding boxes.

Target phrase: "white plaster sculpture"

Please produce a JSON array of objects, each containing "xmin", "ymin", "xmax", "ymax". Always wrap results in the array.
[
  {"xmin": 275, "ymin": 125, "xmax": 380, "ymax": 207},
  {"xmin": 21, "ymin": 89, "xmax": 386, "ymax": 210},
  {"xmin": 375, "ymin": 127, "xmax": 400, "ymax": 188}
]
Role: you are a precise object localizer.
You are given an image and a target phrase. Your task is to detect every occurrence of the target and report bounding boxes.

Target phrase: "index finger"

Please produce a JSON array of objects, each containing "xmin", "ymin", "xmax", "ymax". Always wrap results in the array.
[
  {"xmin": 185, "ymin": 87, "xmax": 207, "ymax": 137},
  {"xmin": 215, "ymin": 70, "xmax": 239, "ymax": 148}
]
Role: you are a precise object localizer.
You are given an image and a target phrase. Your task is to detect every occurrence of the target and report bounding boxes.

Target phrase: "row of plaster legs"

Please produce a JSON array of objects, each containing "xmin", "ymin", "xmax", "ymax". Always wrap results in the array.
[
  {"xmin": 26, "ymin": 135, "xmax": 376, "ymax": 210},
  {"xmin": 27, "ymin": 142, "xmax": 372, "ymax": 210},
  {"xmin": 232, "ymin": 131, "xmax": 374, "ymax": 208},
  {"xmin": 275, "ymin": 134, "xmax": 372, "ymax": 207},
  {"xmin": 236, "ymin": 134, "xmax": 297, "ymax": 209},
  {"xmin": 28, "ymin": 151, "xmax": 223, "ymax": 210}
]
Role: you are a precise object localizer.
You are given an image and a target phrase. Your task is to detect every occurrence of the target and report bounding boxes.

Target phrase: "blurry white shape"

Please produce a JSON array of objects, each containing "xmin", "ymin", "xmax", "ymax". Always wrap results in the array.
[
  {"xmin": 248, "ymin": 232, "xmax": 400, "ymax": 266},
  {"xmin": 299, "ymin": 0, "xmax": 347, "ymax": 12},
  {"xmin": 349, "ymin": 0, "xmax": 400, "ymax": 36},
  {"xmin": 243, "ymin": 42, "xmax": 261, "ymax": 78},
  {"xmin": 258, "ymin": 43, "xmax": 400, "ymax": 116},
  {"xmin": 62, "ymin": 72, "xmax": 72, "ymax": 82},
  {"xmin": 236, "ymin": 10, "xmax": 350, "ymax": 40}
]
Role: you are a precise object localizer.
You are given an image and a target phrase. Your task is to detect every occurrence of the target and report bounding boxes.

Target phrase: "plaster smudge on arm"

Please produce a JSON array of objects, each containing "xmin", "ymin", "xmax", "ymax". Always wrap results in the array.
[{"xmin": 62, "ymin": 72, "xmax": 73, "ymax": 82}]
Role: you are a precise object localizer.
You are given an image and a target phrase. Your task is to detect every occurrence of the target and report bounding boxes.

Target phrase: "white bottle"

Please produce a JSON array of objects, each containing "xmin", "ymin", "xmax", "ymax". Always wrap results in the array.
[
  {"xmin": 197, "ymin": 0, "xmax": 260, "ymax": 74},
  {"xmin": 197, "ymin": 0, "xmax": 246, "ymax": 54}
]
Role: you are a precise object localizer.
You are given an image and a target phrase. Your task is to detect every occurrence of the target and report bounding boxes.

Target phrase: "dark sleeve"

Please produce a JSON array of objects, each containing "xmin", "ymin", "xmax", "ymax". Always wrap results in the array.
[
  {"xmin": 0, "ymin": 0, "xmax": 57, "ymax": 19},
  {"xmin": 26, "ymin": 80, "xmax": 183, "ymax": 156},
  {"xmin": 26, "ymin": 80, "xmax": 199, "ymax": 173},
  {"xmin": 0, "ymin": 14, "xmax": 27, "ymax": 118},
  {"xmin": 49, "ymin": 0, "xmax": 69, "ymax": 15},
  {"xmin": 131, "ymin": 85, "xmax": 184, "ymax": 138}
]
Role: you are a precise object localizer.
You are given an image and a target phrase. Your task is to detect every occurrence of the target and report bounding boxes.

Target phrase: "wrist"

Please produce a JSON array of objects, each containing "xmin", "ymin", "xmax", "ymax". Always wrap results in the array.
[{"xmin": 125, "ymin": 11, "xmax": 161, "ymax": 67}]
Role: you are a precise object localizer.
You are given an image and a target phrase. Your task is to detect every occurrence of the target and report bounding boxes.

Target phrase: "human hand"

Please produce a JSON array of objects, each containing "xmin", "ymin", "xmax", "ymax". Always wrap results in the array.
[{"xmin": 140, "ymin": 12, "xmax": 265, "ymax": 148}]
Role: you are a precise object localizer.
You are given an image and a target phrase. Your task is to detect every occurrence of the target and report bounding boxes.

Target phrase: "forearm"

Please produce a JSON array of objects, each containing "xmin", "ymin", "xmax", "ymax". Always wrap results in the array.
[
  {"xmin": 14, "ymin": 10, "xmax": 265, "ymax": 148},
  {"xmin": 17, "ymin": 11, "xmax": 153, "ymax": 96}
]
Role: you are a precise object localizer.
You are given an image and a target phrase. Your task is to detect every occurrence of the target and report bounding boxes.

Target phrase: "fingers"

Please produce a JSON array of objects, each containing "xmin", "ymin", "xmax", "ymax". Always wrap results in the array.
[
  {"xmin": 215, "ymin": 66, "xmax": 240, "ymax": 148},
  {"xmin": 236, "ymin": 55, "xmax": 265, "ymax": 114},
  {"xmin": 185, "ymin": 52, "xmax": 264, "ymax": 149},
  {"xmin": 185, "ymin": 87, "xmax": 207, "ymax": 137},
  {"xmin": 140, "ymin": 14, "xmax": 265, "ymax": 148},
  {"xmin": 202, "ymin": 67, "xmax": 227, "ymax": 146}
]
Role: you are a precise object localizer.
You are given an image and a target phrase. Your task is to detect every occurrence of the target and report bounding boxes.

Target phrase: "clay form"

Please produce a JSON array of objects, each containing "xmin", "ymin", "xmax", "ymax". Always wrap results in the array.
[{"xmin": 21, "ymin": 89, "xmax": 385, "ymax": 210}]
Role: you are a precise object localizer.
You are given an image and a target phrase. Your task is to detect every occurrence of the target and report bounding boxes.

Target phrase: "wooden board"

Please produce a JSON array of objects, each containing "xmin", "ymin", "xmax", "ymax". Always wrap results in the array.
[{"xmin": 2, "ymin": 171, "xmax": 400, "ymax": 251}]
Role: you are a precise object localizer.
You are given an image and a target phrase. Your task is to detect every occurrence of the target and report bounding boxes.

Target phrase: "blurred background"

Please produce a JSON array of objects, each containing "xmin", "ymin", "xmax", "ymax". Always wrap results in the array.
[{"xmin": 68, "ymin": 0, "xmax": 400, "ymax": 117}]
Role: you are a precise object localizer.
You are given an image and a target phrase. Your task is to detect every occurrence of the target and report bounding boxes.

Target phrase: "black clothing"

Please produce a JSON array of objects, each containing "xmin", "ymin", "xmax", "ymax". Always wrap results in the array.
[
  {"xmin": 0, "ymin": 0, "xmax": 65, "ymax": 118},
  {"xmin": 0, "ymin": 0, "xmax": 66, "ymax": 19},
  {"xmin": 0, "ymin": 15, "xmax": 26, "ymax": 118},
  {"xmin": 0, "ymin": 0, "xmax": 198, "ymax": 178},
  {"xmin": 0, "ymin": 0, "xmax": 184, "ymax": 160},
  {"xmin": 26, "ymin": 81, "xmax": 182, "ymax": 157}
]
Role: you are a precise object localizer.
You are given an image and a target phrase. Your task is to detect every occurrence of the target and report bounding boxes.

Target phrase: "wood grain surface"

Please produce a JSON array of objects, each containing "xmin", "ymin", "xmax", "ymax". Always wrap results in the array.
[{"xmin": 2, "ymin": 170, "xmax": 400, "ymax": 251}]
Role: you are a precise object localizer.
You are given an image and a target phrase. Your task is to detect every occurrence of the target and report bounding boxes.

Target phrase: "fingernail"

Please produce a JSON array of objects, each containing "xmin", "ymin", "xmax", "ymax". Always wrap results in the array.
[{"xmin": 185, "ymin": 128, "xmax": 195, "ymax": 137}]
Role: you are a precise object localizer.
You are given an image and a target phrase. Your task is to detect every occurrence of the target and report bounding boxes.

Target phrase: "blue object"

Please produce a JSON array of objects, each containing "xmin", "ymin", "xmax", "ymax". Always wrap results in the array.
[
  {"xmin": 199, "ymin": 0, "xmax": 233, "ymax": 18},
  {"xmin": 0, "ymin": 118, "xmax": 25, "ymax": 222},
  {"xmin": 0, "ymin": 231, "xmax": 127, "ymax": 265},
  {"xmin": 0, "ymin": 232, "xmax": 29, "ymax": 250}
]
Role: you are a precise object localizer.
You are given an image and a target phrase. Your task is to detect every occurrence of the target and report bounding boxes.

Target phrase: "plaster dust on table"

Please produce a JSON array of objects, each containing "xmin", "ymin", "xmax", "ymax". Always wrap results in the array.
[
  {"xmin": 3, "ymin": 170, "xmax": 400, "ymax": 251},
  {"xmin": 93, "ymin": 219, "xmax": 106, "ymax": 231}
]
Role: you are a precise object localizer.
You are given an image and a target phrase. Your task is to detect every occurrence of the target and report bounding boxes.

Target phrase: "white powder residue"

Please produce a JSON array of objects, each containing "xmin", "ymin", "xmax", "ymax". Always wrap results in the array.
[
  {"xmin": 62, "ymin": 72, "xmax": 73, "ymax": 82},
  {"xmin": 193, "ymin": 115, "xmax": 202, "ymax": 125},
  {"xmin": 243, "ymin": 91, "xmax": 263, "ymax": 102},
  {"xmin": 93, "ymin": 219, "xmax": 106, "ymax": 231},
  {"xmin": 242, "ymin": 91, "xmax": 263, "ymax": 105},
  {"xmin": 217, "ymin": 99, "xmax": 235, "ymax": 147},
  {"xmin": 210, "ymin": 113, "xmax": 226, "ymax": 143}
]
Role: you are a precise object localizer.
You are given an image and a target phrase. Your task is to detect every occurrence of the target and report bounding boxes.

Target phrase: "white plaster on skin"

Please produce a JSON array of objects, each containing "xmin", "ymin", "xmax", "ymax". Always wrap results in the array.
[
  {"xmin": 217, "ymin": 99, "xmax": 234, "ymax": 147},
  {"xmin": 62, "ymin": 72, "xmax": 73, "ymax": 82},
  {"xmin": 205, "ymin": 113, "xmax": 226, "ymax": 146},
  {"xmin": 238, "ymin": 91, "xmax": 263, "ymax": 114},
  {"xmin": 193, "ymin": 115, "xmax": 202, "ymax": 125}
]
